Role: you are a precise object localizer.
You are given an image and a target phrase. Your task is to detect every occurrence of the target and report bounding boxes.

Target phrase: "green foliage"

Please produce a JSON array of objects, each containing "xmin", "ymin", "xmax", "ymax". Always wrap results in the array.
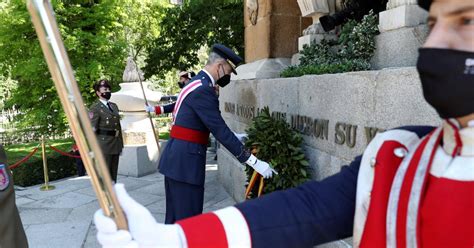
[
  {"xmin": 5, "ymin": 138, "xmax": 73, "ymax": 161},
  {"xmin": 0, "ymin": 74, "xmax": 16, "ymax": 109},
  {"xmin": 281, "ymin": 11, "xmax": 379, "ymax": 78},
  {"xmin": 339, "ymin": 13, "xmax": 379, "ymax": 61},
  {"xmin": 280, "ymin": 59, "xmax": 370, "ymax": 78},
  {"xmin": 0, "ymin": 0, "xmax": 157, "ymax": 133},
  {"xmin": 244, "ymin": 107, "xmax": 310, "ymax": 198},
  {"xmin": 143, "ymin": 0, "xmax": 244, "ymax": 78},
  {"xmin": 122, "ymin": 0, "xmax": 169, "ymax": 60},
  {"xmin": 5, "ymin": 138, "xmax": 76, "ymax": 187},
  {"xmin": 299, "ymin": 39, "xmax": 338, "ymax": 66},
  {"xmin": 11, "ymin": 153, "xmax": 77, "ymax": 187}
]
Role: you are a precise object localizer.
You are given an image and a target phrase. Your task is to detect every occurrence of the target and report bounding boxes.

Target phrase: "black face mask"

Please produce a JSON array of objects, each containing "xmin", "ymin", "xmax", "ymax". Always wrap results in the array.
[
  {"xmin": 178, "ymin": 82, "xmax": 185, "ymax": 89},
  {"xmin": 417, "ymin": 48, "xmax": 474, "ymax": 119},
  {"xmin": 216, "ymin": 64, "xmax": 231, "ymax": 87},
  {"xmin": 100, "ymin": 92, "xmax": 111, "ymax": 100},
  {"xmin": 216, "ymin": 74, "xmax": 231, "ymax": 87}
]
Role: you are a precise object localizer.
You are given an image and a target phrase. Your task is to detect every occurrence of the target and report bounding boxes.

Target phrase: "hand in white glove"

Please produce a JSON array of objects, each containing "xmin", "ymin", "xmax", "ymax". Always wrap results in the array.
[
  {"xmin": 94, "ymin": 184, "xmax": 186, "ymax": 248},
  {"xmin": 144, "ymin": 105, "xmax": 154, "ymax": 113},
  {"xmin": 233, "ymin": 132, "xmax": 248, "ymax": 143},
  {"xmin": 94, "ymin": 210, "xmax": 138, "ymax": 248},
  {"xmin": 245, "ymin": 154, "xmax": 277, "ymax": 179}
]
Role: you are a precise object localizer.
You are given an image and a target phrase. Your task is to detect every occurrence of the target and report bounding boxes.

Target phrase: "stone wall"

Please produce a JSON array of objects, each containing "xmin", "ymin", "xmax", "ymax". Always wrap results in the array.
[
  {"xmin": 218, "ymin": 67, "xmax": 440, "ymax": 203},
  {"xmin": 244, "ymin": 0, "xmax": 312, "ymax": 63}
]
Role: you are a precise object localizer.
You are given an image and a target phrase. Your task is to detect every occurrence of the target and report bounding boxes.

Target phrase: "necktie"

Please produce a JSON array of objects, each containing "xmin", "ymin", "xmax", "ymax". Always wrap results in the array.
[{"xmin": 106, "ymin": 102, "xmax": 113, "ymax": 112}]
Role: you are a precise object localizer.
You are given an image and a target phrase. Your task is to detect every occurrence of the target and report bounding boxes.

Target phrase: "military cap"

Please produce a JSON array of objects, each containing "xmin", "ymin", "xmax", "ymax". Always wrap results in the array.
[
  {"xmin": 93, "ymin": 79, "xmax": 111, "ymax": 91},
  {"xmin": 418, "ymin": 0, "xmax": 432, "ymax": 10},
  {"xmin": 212, "ymin": 44, "xmax": 243, "ymax": 74}
]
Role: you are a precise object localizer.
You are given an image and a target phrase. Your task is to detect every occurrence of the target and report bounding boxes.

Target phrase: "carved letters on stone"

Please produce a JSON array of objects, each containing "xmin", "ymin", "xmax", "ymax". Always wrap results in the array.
[
  {"xmin": 223, "ymin": 102, "xmax": 384, "ymax": 148},
  {"xmin": 246, "ymin": 0, "xmax": 258, "ymax": 26}
]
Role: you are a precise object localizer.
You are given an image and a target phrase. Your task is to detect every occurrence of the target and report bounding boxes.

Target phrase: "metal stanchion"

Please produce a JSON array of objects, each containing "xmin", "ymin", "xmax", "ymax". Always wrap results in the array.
[{"xmin": 40, "ymin": 135, "xmax": 55, "ymax": 191}]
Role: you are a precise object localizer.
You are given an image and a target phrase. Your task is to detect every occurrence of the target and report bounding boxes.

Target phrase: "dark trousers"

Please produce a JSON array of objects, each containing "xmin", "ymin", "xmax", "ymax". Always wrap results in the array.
[
  {"xmin": 75, "ymin": 159, "xmax": 86, "ymax": 176},
  {"xmin": 164, "ymin": 176, "xmax": 204, "ymax": 224},
  {"xmin": 104, "ymin": 154, "xmax": 120, "ymax": 182}
]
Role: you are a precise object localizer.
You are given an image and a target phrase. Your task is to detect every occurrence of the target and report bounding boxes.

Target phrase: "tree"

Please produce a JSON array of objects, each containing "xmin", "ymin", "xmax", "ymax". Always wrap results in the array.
[
  {"xmin": 143, "ymin": 0, "xmax": 244, "ymax": 79},
  {"xmin": 0, "ymin": 0, "xmax": 129, "ymax": 133}
]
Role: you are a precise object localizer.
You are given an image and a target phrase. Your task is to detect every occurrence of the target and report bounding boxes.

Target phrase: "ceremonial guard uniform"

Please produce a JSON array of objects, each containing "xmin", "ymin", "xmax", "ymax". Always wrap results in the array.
[
  {"xmin": 159, "ymin": 72, "xmax": 251, "ymax": 223},
  {"xmin": 147, "ymin": 71, "xmax": 196, "ymax": 115},
  {"xmin": 158, "ymin": 44, "xmax": 275, "ymax": 224},
  {"xmin": 0, "ymin": 145, "xmax": 28, "ymax": 248},
  {"xmin": 173, "ymin": 121, "xmax": 474, "ymax": 247},
  {"xmin": 90, "ymin": 80, "xmax": 124, "ymax": 182},
  {"xmin": 150, "ymin": 102, "xmax": 175, "ymax": 116}
]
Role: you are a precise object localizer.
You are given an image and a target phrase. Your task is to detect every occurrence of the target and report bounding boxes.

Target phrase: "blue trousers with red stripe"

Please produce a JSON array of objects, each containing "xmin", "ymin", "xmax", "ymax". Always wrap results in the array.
[{"xmin": 164, "ymin": 176, "xmax": 204, "ymax": 224}]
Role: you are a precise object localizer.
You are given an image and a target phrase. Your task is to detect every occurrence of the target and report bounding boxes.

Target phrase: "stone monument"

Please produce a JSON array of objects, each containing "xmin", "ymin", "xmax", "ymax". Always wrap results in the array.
[
  {"xmin": 233, "ymin": 0, "xmax": 312, "ymax": 80},
  {"xmin": 371, "ymin": 0, "xmax": 429, "ymax": 68},
  {"xmin": 296, "ymin": 0, "xmax": 338, "ymax": 51},
  {"xmin": 111, "ymin": 58, "xmax": 162, "ymax": 177}
]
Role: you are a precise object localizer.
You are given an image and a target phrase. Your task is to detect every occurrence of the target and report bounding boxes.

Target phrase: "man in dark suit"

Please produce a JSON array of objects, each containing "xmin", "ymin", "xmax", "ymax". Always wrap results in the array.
[{"xmin": 89, "ymin": 79, "xmax": 124, "ymax": 182}]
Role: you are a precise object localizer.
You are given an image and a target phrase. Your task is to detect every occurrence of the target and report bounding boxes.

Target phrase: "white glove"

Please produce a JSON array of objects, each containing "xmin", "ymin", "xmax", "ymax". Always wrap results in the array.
[
  {"xmin": 233, "ymin": 132, "xmax": 248, "ymax": 143},
  {"xmin": 245, "ymin": 154, "xmax": 277, "ymax": 179},
  {"xmin": 94, "ymin": 184, "xmax": 186, "ymax": 248},
  {"xmin": 144, "ymin": 105, "xmax": 154, "ymax": 113}
]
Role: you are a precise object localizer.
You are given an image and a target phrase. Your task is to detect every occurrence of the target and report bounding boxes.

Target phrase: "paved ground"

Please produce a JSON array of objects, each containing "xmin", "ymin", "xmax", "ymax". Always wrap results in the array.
[{"xmin": 16, "ymin": 151, "xmax": 236, "ymax": 248}]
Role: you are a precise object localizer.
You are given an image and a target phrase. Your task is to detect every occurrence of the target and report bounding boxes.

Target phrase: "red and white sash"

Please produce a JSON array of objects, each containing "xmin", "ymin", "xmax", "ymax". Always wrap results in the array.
[
  {"xmin": 172, "ymin": 80, "xmax": 202, "ymax": 124},
  {"xmin": 386, "ymin": 127, "xmax": 442, "ymax": 248}
]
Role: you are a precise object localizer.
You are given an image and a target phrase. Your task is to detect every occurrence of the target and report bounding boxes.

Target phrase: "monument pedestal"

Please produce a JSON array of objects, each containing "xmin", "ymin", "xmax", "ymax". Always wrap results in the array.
[
  {"xmin": 118, "ymin": 145, "xmax": 155, "ymax": 177},
  {"xmin": 111, "ymin": 57, "xmax": 162, "ymax": 178},
  {"xmin": 371, "ymin": 1, "xmax": 428, "ymax": 69},
  {"xmin": 379, "ymin": 4, "xmax": 428, "ymax": 32},
  {"xmin": 232, "ymin": 58, "xmax": 291, "ymax": 80},
  {"xmin": 298, "ymin": 33, "xmax": 337, "ymax": 51},
  {"xmin": 117, "ymin": 112, "xmax": 160, "ymax": 177},
  {"xmin": 371, "ymin": 25, "xmax": 429, "ymax": 69}
]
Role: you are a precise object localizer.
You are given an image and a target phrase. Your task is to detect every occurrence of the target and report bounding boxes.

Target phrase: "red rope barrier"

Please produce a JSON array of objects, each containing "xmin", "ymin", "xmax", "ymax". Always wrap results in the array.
[
  {"xmin": 8, "ymin": 147, "xmax": 39, "ymax": 170},
  {"xmin": 49, "ymin": 145, "xmax": 81, "ymax": 159}
]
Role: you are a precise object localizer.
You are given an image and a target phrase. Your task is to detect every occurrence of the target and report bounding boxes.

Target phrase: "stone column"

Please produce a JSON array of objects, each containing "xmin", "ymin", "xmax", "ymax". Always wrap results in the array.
[
  {"xmin": 371, "ymin": 0, "xmax": 429, "ymax": 69},
  {"xmin": 233, "ymin": 0, "xmax": 312, "ymax": 80},
  {"xmin": 296, "ymin": 0, "xmax": 338, "ymax": 51},
  {"xmin": 111, "ymin": 58, "xmax": 162, "ymax": 177}
]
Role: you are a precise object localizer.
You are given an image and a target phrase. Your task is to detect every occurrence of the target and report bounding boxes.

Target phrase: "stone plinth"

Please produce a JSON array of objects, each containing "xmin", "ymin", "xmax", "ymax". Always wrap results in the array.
[
  {"xmin": 371, "ymin": 25, "xmax": 429, "ymax": 69},
  {"xmin": 298, "ymin": 33, "xmax": 337, "ymax": 51},
  {"xmin": 373, "ymin": 1, "xmax": 428, "ymax": 68},
  {"xmin": 244, "ymin": 0, "xmax": 312, "ymax": 63},
  {"xmin": 116, "ymin": 112, "xmax": 161, "ymax": 175},
  {"xmin": 379, "ymin": 4, "xmax": 428, "ymax": 32},
  {"xmin": 232, "ymin": 58, "xmax": 291, "ymax": 80},
  {"xmin": 219, "ymin": 67, "xmax": 440, "ymax": 190},
  {"xmin": 216, "ymin": 148, "xmax": 247, "ymax": 203},
  {"xmin": 296, "ymin": 0, "xmax": 337, "ymax": 51},
  {"xmin": 110, "ymin": 58, "xmax": 162, "ymax": 177},
  {"xmin": 118, "ymin": 145, "xmax": 155, "ymax": 177}
]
